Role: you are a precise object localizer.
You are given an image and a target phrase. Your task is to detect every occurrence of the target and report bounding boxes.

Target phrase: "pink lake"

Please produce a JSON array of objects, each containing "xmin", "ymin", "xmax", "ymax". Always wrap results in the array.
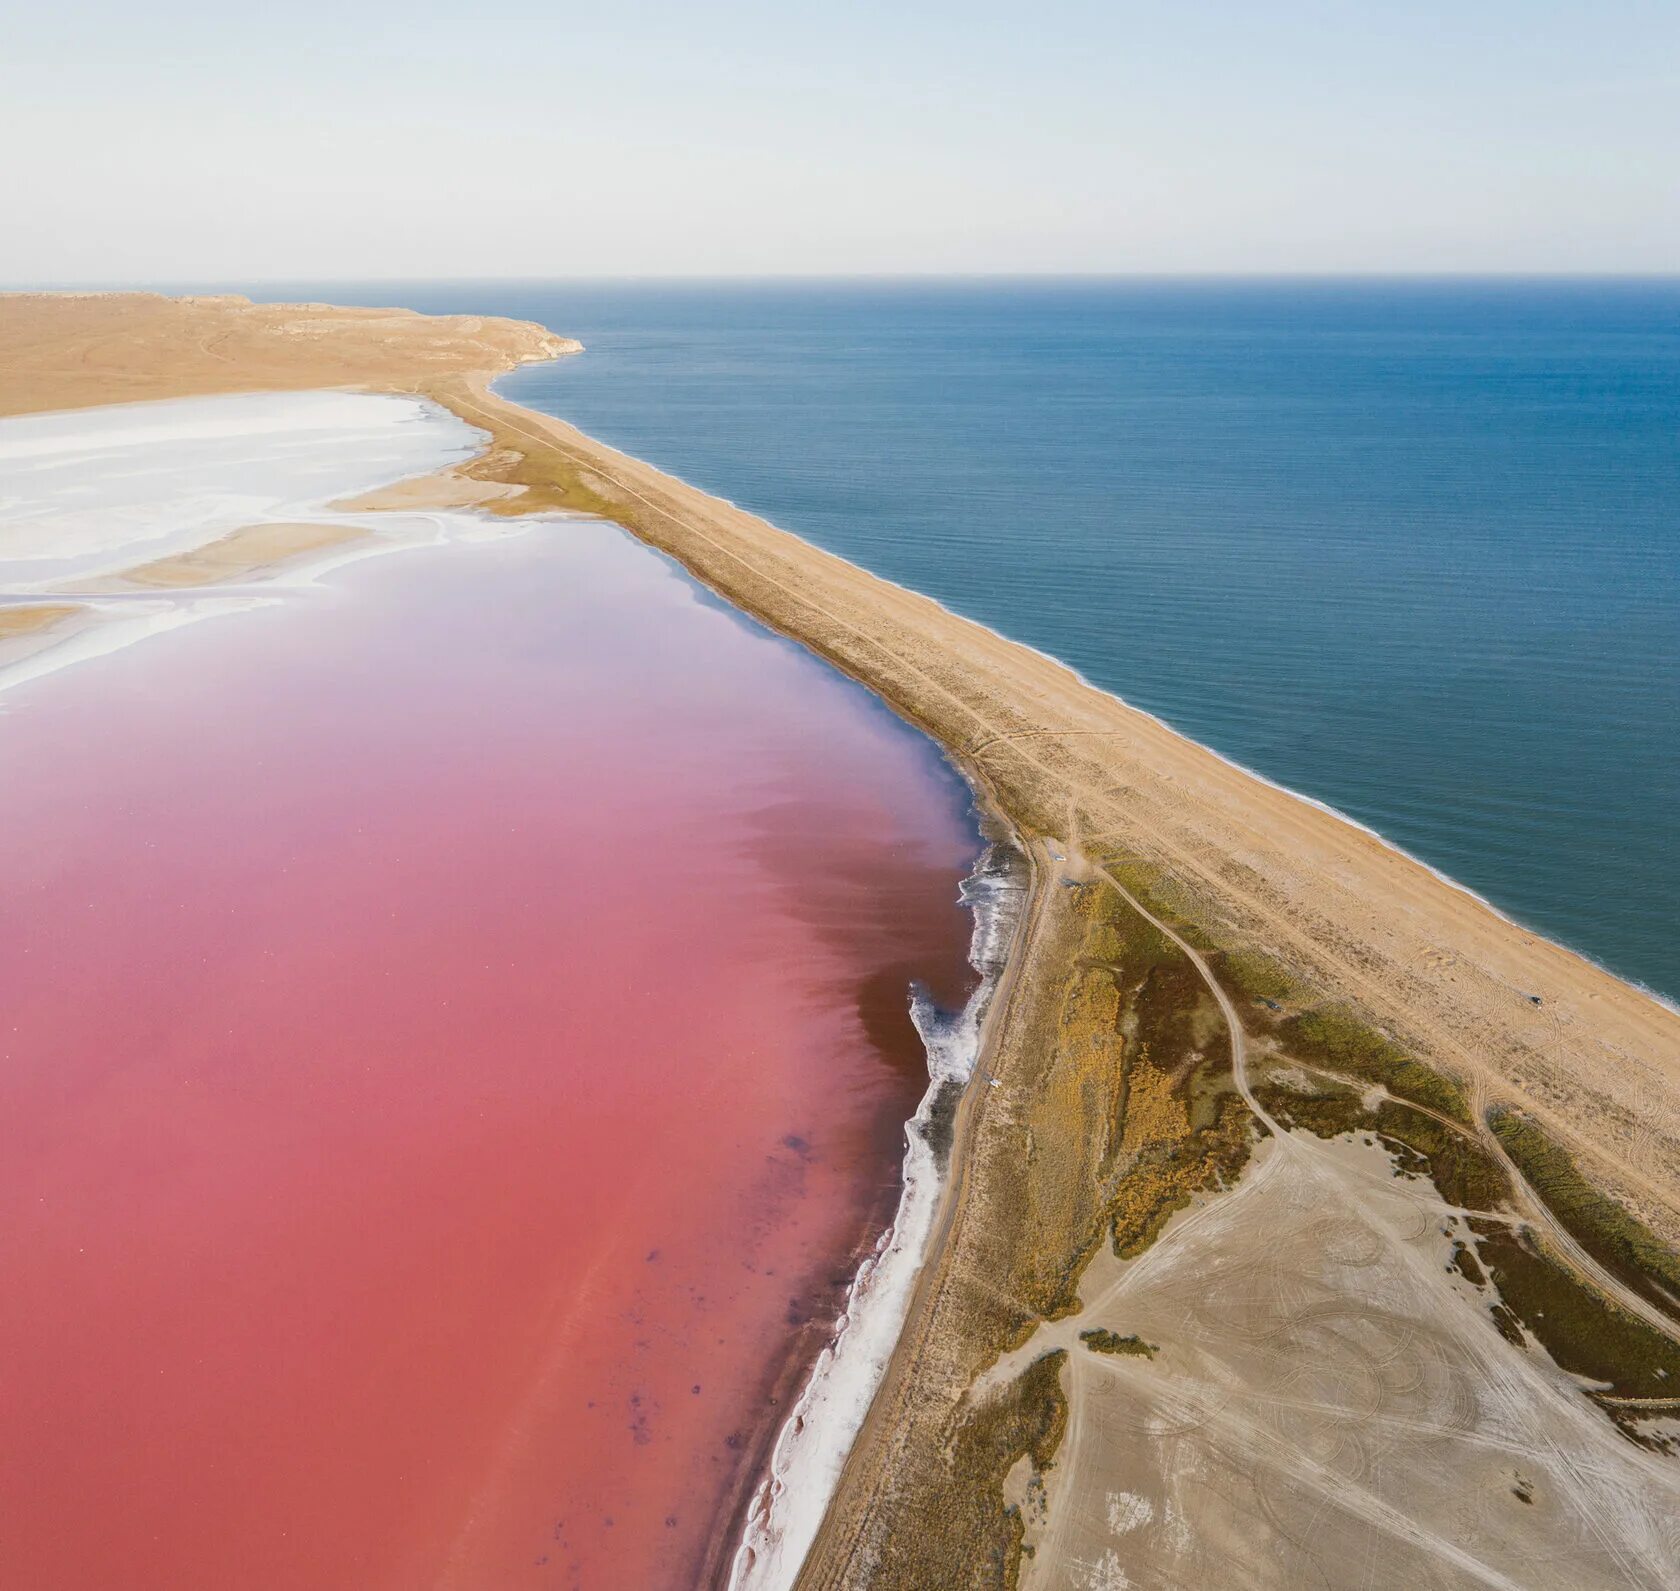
[{"xmin": 0, "ymin": 521, "xmax": 981, "ymax": 1588}]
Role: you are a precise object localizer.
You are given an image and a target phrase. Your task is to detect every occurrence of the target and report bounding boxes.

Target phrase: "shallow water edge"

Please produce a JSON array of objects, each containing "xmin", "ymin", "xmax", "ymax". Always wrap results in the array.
[{"xmin": 728, "ymin": 825, "xmax": 1030, "ymax": 1589}]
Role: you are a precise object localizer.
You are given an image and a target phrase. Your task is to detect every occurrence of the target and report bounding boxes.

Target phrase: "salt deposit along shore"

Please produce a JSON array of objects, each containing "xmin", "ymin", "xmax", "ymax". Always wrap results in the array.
[
  {"xmin": 0, "ymin": 388, "xmax": 501, "ymax": 693},
  {"xmin": 5, "ymin": 292, "xmax": 1680, "ymax": 1588}
]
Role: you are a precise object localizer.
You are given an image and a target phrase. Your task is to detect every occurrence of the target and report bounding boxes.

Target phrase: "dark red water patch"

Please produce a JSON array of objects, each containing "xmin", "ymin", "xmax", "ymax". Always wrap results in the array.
[{"xmin": 0, "ymin": 525, "xmax": 978, "ymax": 1590}]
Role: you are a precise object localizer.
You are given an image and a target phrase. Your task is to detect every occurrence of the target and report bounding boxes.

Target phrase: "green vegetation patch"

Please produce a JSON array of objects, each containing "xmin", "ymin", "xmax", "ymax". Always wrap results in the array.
[
  {"xmin": 1083, "ymin": 878, "xmax": 1256, "ymax": 1262},
  {"xmin": 1214, "ymin": 946, "xmax": 1303, "ymax": 1010},
  {"xmin": 1492, "ymin": 1112, "xmax": 1680, "ymax": 1325},
  {"xmin": 1010, "ymin": 877, "xmax": 1257, "ymax": 1317},
  {"xmin": 1449, "ymin": 1238, "xmax": 1487, "ymax": 1288},
  {"xmin": 1371, "ymin": 1103, "xmax": 1509, "ymax": 1212},
  {"xmin": 1472, "ymin": 1221, "xmax": 1680, "ymax": 1401},
  {"xmin": 1010, "ymin": 889, "xmax": 1135, "ymax": 1323},
  {"xmin": 1082, "ymin": 888, "xmax": 1247, "ymax": 1234},
  {"xmin": 1277, "ymin": 1005, "xmax": 1470, "ymax": 1123},
  {"xmin": 934, "ymin": 1350, "xmax": 1070, "ymax": 1589},
  {"xmin": 1079, "ymin": 1328, "xmax": 1157, "ymax": 1358},
  {"xmin": 1111, "ymin": 1092, "xmax": 1254, "ymax": 1260},
  {"xmin": 1256, "ymin": 1074, "xmax": 1507, "ymax": 1213},
  {"xmin": 1091, "ymin": 857, "xmax": 1221, "ymax": 954},
  {"xmin": 1072, "ymin": 878, "xmax": 1176, "ymax": 968},
  {"xmin": 1078, "ymin": 915, "xmax": 1131, "ymax": 967},
  {"xmin": 451, "ymin": 415, "xmax": 624, "ymax": 520},
  {"xmin": 1255, "ymin": 1077, "xmax": 1373, "ymax": 1141}
]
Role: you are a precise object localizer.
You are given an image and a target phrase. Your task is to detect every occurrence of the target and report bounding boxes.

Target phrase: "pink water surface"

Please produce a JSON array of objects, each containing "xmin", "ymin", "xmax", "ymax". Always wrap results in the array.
[{"xmin": 0, "ymin": 524, "xmax": 979, "ymax": 1589}]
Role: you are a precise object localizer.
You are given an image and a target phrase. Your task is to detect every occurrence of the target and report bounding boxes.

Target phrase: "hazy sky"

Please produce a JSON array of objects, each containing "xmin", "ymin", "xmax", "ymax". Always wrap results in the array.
[{"xmin": 4, "ymin": 0, "xmax": 1677, "ymax": 281}]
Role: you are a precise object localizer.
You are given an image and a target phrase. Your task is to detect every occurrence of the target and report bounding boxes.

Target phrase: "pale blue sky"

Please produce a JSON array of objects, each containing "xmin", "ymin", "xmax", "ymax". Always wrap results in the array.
[{"xmin": 4, "ymin": 0, "xmax": 1676, "ymax": 280}]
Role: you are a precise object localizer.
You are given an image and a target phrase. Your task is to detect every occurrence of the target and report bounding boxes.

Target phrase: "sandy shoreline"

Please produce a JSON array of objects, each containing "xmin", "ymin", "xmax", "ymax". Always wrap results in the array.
[
  {"xmin": 7, "ymin": 292, "xmax": 1680, "ymax": 1587},
  {"xmin": 438, "ymin": 372, "xmax": 1680, "ymax": 1228}
]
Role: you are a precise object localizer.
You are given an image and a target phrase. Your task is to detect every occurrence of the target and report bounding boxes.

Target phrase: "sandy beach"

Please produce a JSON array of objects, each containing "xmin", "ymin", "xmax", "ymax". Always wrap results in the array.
[{"xmin": 6, "ymin": 292, "xmax": 1679, "ymax": 1587}]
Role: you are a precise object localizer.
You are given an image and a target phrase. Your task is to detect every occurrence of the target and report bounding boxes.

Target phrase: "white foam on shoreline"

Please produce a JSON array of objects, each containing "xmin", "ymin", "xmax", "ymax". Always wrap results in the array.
[{"xmin": 728, "ymin": 839, "xmax": 1028, "ymax": 1591}]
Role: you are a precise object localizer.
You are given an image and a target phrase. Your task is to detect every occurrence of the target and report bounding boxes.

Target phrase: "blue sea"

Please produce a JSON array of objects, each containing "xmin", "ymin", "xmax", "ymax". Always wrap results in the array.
[{"xmin": 234, "ymin": 280, "xmax": 1680, "ymax": 998}]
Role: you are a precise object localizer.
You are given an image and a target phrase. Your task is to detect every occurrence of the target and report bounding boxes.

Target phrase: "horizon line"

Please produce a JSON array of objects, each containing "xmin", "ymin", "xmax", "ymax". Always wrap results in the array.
[{"xmin": 10, "ymin": 270, "xmax": 1680, "ymax": 291}]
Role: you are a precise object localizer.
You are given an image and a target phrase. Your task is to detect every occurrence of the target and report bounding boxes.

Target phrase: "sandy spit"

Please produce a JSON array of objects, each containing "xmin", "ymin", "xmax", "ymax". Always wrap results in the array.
[
  {"xmin": 437, "ymin": 373, "xmax": 1680, "ymax": 1235},
  {"xmin": 8, "ymin": 292, "xmax": 1679, "ymax": 1588},
  {"xmin": 429, "ymin": 370, "xmax": 1680, "ymax": 1587}
]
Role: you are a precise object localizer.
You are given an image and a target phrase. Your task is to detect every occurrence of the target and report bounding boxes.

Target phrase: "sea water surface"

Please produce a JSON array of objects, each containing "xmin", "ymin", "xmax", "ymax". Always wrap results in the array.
[
  {"xmin": 246, "ymin": 277, "xmax": 1679, "ymax": 1000},
  {"xmin": 0, "ymin": 481, "xmax": 981, "ymax": 1586}
]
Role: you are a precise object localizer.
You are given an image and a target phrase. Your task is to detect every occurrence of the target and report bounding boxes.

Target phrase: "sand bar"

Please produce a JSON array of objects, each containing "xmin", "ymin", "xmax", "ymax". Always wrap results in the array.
[
  {"xmin": 0, "ymin": 601, "xmax": 84, "ymax": 639},
  {"xmin": 98, "ymin": 521, "xmax": 368, "ymax": 588}
]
